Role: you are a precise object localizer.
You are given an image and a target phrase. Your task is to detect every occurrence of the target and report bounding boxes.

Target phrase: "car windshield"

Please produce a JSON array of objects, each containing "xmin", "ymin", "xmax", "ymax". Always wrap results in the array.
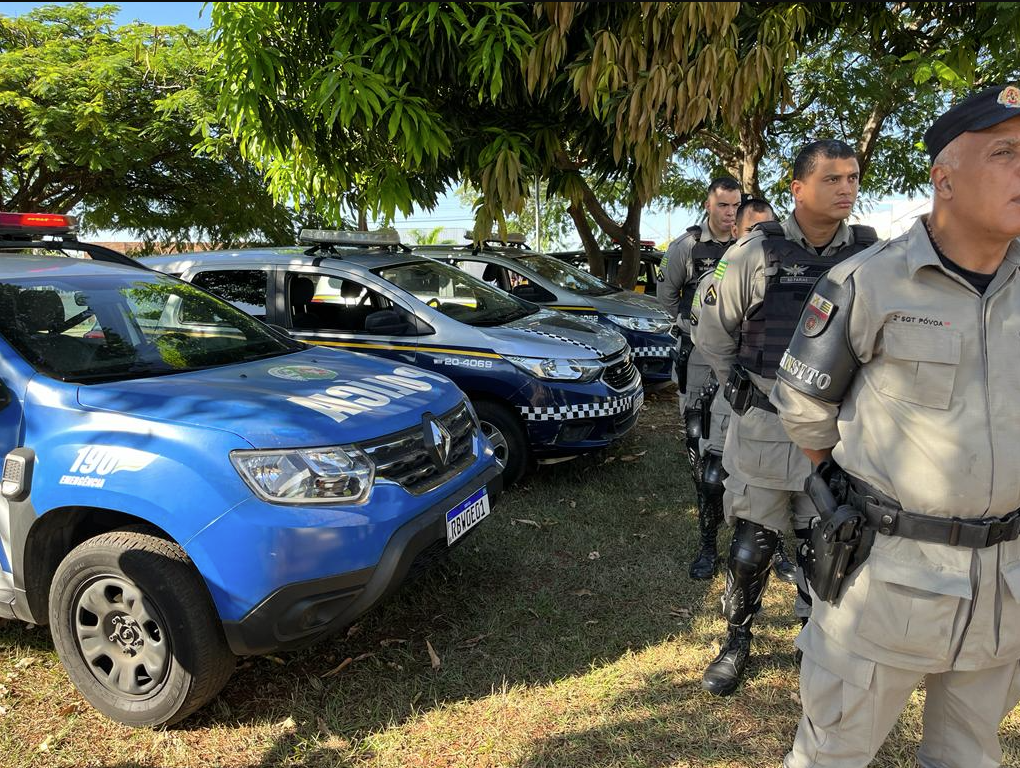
[
  {"xmin": 517, "ymin": 253, "xmax": 618, "ymax": 296},
  {"xmin": 375, "ymin": 260, "xmax": 537, "ymax": 326},
  {"xmin": 0, "ymin": 272, "xmax": 300, "ymax": 384}
]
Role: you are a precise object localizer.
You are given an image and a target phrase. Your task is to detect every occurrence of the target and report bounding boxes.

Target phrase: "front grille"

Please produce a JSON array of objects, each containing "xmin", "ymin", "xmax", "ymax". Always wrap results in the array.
[
  {"xmin": 362, "ymin": 401, "xmax": 477, "ymax": 495},
  {"xmin": 602, "ymin": 348, "xmax": 640, "ymax": 391}
]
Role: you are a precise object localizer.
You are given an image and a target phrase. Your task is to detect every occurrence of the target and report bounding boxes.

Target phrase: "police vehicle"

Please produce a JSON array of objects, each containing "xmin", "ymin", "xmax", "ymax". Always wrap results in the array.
[
  {"xmin": 417, "ymin": 235, "xmax": 674, "ymax": 387},
  {"xmin": 146, "ymin": 230, "xmax": 644, "ymax": 484},
  {"xmin": 548, "ymin": 240, "xmax": 665, "ymax": 296},
  {"xmin": 0, "ymin": 213, "xmax": 500, "ymax": 726}
]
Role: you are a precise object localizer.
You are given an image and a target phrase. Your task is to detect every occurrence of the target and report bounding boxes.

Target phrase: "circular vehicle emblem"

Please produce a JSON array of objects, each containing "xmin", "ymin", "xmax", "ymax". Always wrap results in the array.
[{"xmin": 267, "ymin": 365, "xmax": 338, "ymax": 381}]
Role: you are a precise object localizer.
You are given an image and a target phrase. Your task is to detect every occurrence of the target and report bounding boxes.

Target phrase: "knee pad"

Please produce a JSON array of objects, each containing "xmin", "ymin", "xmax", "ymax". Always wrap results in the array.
[
  {"xmin": 701, "ymin": 450, "xmax": 727, "ymax": 491},
  {"xmin": 729, "ymin": 519, "xmax": 779, "ymax": 579}
]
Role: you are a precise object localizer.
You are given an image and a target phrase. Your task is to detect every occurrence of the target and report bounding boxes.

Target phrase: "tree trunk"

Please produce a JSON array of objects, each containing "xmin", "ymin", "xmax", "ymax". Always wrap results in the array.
[
  {"xmin": 857, "ymin": 100, "xmax": 890, "ymax": 183},
  {"xmin": 568, "ymin": 200, "xmax": 605, "ymax": 278},
  {"xmin": 737, "ymin": 112, "xmax": 766, "ymax": 198},
  {"xmin": 357, "ymin": 207, "xmax": 368, "ymax": 231},
  {"xmin": 614, "ymin": 196, "xmax": 643, "ymax": 290}
]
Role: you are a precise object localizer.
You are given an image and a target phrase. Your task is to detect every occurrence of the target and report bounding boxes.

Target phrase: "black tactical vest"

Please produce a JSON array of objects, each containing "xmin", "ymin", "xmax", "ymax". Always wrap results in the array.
[
  {"xmin": 679, "ymin": 225, "xmax": 731, "ymax": 321},
  {"xmin": 735, "ymin": 221, "xmax": 877, "ymax": 378}
]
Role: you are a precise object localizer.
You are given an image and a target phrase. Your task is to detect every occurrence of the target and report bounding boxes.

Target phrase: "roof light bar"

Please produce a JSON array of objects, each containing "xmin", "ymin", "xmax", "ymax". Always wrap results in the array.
[
  {"xmin": 299, "ymin": 228, "xmax": 401, "ymax": 247},
  {"xmin": 0, "ymin": 212, "xmax": 77, "ymax": 235},
  {"xmin": 505, "ymin": 232, "xmax": 527, "ymax": 245}
]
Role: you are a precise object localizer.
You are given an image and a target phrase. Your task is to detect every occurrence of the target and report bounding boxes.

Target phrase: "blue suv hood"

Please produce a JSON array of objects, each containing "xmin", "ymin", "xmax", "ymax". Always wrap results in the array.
[
  {"xmin": 76, "ymin": 348, "xmax": 464, "ymax": 448},
  {"xmin": 483, "ymin": 309, "xmax": 627, "ymax": 359}
]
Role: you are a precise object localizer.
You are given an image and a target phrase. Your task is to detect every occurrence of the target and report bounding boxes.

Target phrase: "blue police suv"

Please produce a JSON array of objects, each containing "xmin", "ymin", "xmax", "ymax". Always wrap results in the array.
[
  {"xmin": 0, "ymin": 213, "xmax": 499, "ymax": 726},
  {"xmin": 147, "ymin": 229, "xmax": 645, "ymax": 485}
]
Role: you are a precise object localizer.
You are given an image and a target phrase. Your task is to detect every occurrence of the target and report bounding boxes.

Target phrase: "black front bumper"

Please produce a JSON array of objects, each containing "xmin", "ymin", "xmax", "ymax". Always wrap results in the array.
[{"xmin": 222, "ymin": 466, "xmax": 502, "ymax": 656}]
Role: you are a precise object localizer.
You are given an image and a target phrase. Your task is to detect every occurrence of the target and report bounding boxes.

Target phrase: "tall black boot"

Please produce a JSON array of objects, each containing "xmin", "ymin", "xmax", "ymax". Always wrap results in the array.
[
  {"xmin": 772, "ymin": 535, "xmax": 798, "ymax": 584},
  {"xmin": 689, "ymin": 485, "xmax": 723, "ymax": 580},
  {"xmin": 702, "ymin": 623, "xmax": 753, "ymax": 696}
]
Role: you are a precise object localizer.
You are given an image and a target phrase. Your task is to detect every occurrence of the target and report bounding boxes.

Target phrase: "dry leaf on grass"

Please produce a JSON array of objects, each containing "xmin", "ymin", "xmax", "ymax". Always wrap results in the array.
[
  {"xmin": 379, "ymin": 638, "xmax": 407, "ymax": 647},
  {"xmin": 277, "ymin": 716, "xmax": 297, "ymax": 733},
  {"xmin": 511, "ymin": 518, "xmax": 541, "ymax": 528},
  {"xmin": 425, "ymin": 640, "xmax": 441, "ymax": 670},
  {"xmin": 353, "ymin": 652, "xmax": 375, "ymax": 662},
  {"xmin": 58, "ymin": 702, "xmax": 86, "ymax": 717},
  {"xmin": 585, "ymin": 620, "xmax": 599, "ymax": 626},
  {"xmin": 14, "ymin": 657, "xmax": 36, "ymax": 670},
  {"xmin": 570, "ymin": 588, "xmax": 594, "ymax": 597},
  {"xmin": 568, "ymin": 500, "xmax": 577, "ymax": 508},
  {"xmin": 587, "ymin": 551, "xmax": 600, "ymax": 560},
  {"xmin": 346, "ymin": 623, "xmax": 362, "ymax": 639},
  {"xmin": 387, "ymin": 661, "xmax": 404, "ymax": 671},
  {"xmin": 459, "ymin": 634, "xmax": 489, "ymax": 648},
  {"xmin": 322, "ymin": 657, "xmax": 353, "ymax": 678},
  {"xmin": 265, "ymin": 655, "xmax": 285, "ymax": 666},
  {"xmin": 619, "ymin": 450, "xmax": 648, "ymax": 462}
]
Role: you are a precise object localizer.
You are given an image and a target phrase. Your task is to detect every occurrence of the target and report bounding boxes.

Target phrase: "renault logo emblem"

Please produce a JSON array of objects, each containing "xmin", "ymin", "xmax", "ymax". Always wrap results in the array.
[{"xmin": 423, "ymin": 415, "xmax": 453, "ymax": 468}]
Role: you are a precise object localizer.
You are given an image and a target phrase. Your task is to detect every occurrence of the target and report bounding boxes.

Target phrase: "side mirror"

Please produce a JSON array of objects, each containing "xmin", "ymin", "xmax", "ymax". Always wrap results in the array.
[
  {"xmin": 365, "ymin": 309, "xmax": 413, "ymax": 336},
  {"xmin": 510, "ymin": 283, "xmax": 556, "ymax": 303},
  {"xmin": 265, "ymin": 323, "xmax": 292, "ymax": 339}
]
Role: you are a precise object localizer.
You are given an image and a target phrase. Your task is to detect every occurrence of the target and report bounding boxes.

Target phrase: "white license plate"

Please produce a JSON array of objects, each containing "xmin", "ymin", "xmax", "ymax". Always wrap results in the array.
[
  {"xmin": 633, "ymin": 390, "xmax": 645, "ymax": 411},
  {"xmin": 446, "ymin": 488, "xmax": 490, "ymax": 545}
]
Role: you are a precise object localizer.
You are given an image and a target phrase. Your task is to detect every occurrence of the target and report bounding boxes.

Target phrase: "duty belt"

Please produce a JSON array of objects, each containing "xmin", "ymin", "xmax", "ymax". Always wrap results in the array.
[{"xmin": 847, "ymin": 479, "xmax": 1020, "ymax": 548}]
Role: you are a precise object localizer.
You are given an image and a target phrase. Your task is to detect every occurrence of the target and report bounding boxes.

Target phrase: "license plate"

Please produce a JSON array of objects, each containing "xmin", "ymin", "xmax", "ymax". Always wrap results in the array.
[
  {"xmin": 446, "ymin": 487, "xmax": 490, "ymax": 545},
  {"xmin": 633, "ymin": 390, "xmax": 645, "ymax": 411}
]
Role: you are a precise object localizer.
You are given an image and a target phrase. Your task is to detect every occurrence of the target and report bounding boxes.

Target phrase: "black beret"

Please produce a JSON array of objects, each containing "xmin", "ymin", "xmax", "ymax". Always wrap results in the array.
[{"xmin": 924, "ymin": 84, "xmax": 1020, "ymax": 161}]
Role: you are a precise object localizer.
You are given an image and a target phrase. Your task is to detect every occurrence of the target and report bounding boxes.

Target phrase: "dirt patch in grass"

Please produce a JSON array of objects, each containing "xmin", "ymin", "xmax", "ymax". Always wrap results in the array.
[{"xmin": 1, "ymin": 389, "xmax": 1017, "ymax": 767}]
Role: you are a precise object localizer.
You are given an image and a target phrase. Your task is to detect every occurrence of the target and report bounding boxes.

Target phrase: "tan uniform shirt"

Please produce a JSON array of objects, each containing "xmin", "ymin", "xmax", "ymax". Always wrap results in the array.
[
  {"xmin": 657, "ymin": 223, "xmax": 731, "ymax": 331},
  {"xmin": 773, "ymin": 217, "xmax": 1020, "ymax": 671},
  {"xmin": 690, "ymin": 268, "xmax": 730, "ymax": 455},
  {"xmin": 695, "ymin": 214, "xmax": 855, "ymax": 492}
]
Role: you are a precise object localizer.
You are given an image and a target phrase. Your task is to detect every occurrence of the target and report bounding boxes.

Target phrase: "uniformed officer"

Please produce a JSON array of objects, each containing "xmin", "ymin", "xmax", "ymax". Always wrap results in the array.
[
  {"xmin": 659, "ymin": 178, "xmax": 740, "ymax": 578},
  {"xmin": 687, "ymin": 197, "xmax": 791, "ymax": 580},
  {"xmin": 694, "ymin": 140, "xmax": 877, "ymax": 696},
  {"xmin": 774, "ymin": 85, "xmax": 1020, "ymax": 767}
]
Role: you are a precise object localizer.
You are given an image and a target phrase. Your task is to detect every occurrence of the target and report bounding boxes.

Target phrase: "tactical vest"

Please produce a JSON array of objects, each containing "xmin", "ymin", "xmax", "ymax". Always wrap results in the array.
[
  {"xmin": 735, "ymin": 221, "xmax": 877, "ymax": 378},
  {"xmin": 679, "ymin": 225, "xmax": 731, "ymax": 322}
]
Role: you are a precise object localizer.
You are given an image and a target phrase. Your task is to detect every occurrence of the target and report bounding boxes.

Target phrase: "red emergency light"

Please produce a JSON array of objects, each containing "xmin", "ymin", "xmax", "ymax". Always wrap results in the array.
[{"xmin": 0, "ymin": 212, "xmax": 77, "ymax": 235}]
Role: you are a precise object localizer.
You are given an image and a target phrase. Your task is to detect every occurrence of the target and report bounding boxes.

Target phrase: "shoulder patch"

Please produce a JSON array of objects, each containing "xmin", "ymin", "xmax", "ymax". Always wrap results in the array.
[
  {"xmin": 713, "ymin": 260, "xmax": 728, "ymax": 281},
  {"xmin": 802, "ymin": 292, "xmax": 835, "ymax": 337},
  {"xmin": 703, "ymin": 284, "xmax": 718, "ymax": 306}
]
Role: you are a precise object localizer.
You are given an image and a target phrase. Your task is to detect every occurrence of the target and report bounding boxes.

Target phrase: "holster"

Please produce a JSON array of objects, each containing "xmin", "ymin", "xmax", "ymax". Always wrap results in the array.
[
  {"xmin": 670, "ymin": 334, "xmax": 694, "ymax": 393},
  {"xmin": 803, "ymin": 461, "xmax": 873, "ymax": 603},
  {"xmin": 698, "ymin": 379, "xmax": 719, "ymax": 439}
]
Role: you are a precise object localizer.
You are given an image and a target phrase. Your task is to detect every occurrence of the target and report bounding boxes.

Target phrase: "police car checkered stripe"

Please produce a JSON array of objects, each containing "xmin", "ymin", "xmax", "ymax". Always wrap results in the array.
[
  {"xmin": 517, "ymin": 393, "xmax": 639, "ymax": 421},
  {"xmin": 631, "ymin": 345, "xmax": 672, "ymax": 358},
  {"xmin": 518, "ymin": 328, "xmax": 600, "ymax": 353}
]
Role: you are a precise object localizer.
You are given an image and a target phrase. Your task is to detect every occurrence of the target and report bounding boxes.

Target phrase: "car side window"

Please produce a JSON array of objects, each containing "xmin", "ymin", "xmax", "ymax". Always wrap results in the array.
[
  {"xmin": 453, "ymin": 259, "xmax": 509, "ymax": 291},
  {"xmin": 190, "ymin": 270, "xmax": 268, "ymax": 319},
  {"xmin": 287, "ymin": 272, "xmax": 417, "ymax": 335}
]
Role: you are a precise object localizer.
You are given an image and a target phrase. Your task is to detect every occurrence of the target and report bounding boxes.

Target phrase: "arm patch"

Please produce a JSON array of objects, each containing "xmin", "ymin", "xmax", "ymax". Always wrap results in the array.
[{"xmin": 776, "ymin": 275, "xmax": 859, "ymax": 404}]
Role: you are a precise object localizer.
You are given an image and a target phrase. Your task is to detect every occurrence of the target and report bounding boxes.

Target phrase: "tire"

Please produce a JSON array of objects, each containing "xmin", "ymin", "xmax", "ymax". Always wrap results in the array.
[
  {"xmin": 48, "ymin": 526, "xmax": 235, "ymax": 727},
  {"xmin": 473, "ymin": 399, "xmax": 528, "ymax": 486}
]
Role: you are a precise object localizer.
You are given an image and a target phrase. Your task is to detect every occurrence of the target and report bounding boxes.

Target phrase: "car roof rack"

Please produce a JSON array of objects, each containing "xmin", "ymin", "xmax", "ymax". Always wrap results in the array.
[
  {"xmin": 299, "ymin": 228, "xmax": 412, "ymax": 257},
  {"xmin": 462, "ymin": 231, "xmax": 532, "ymax": 254},
  {"xmin": 0, "ymin": 212, "xmax": 145, "ymax": 269}
]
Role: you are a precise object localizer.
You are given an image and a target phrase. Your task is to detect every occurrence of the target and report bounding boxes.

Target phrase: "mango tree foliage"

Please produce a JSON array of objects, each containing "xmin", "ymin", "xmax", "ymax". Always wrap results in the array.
[
  {"xmin": 681, "ymin": 2, "xmax": 1020, "ymax": 206},
  {"xmin": 0, "ymin": 3, "xmax": 298, "ymax": 250},
  {"xmin": 212, "ymin": 2, "xmax": 822, "ymax": 287}
]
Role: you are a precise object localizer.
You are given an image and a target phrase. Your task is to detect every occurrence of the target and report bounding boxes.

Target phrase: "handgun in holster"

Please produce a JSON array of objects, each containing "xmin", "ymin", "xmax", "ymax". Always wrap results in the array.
[
  {"xmin": 670, "ymin": 334, "xmax": 694, "ymax": 393},
  {"xmin": 723, "ymin": 365, "xmax": 753, "ymax": 414},
  {"xmin": 698, "ymin": 379, "xmax": 719, "ymax": 439},
  {"xmin": 803, "ymin": 461, "xmax": 872, "ymax": 603}
]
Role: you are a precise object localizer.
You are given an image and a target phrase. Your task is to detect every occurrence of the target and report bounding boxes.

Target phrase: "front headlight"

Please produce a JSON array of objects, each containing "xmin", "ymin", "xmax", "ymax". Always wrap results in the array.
[
  {"xmin": 504, "ymin": 355, "xmax": 602, "ymax": 382},
  {"xmin": 230, "ymin": 445, "xmax": 375, "ymax": 505},
  {"xmin": 606, "ymin": 314, "xmax": 672, "ymax": 334}
]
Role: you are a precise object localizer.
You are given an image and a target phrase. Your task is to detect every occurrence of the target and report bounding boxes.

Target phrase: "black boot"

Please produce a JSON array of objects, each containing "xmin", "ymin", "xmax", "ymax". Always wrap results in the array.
[
  {"xmin": 772, "ymin": 535, "xmax": 798, "ymax": 584},
  {"xmin": 702, "ymin": 624, "xmax": 753, "ymax": 696},
  {"xmin": 688, "ymin": 485, "xmax": 722, "ymax": 580}
]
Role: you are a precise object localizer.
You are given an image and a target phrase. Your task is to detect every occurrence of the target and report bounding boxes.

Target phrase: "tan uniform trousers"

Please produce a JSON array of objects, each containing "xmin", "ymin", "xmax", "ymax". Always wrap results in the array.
[
  {"xmin": 677, "ymin": 345, "xmax": 714, "ymax": 413},
  {"xmin": 785, "ymin": 624, "xmax": 1020, "ymax": 768}
]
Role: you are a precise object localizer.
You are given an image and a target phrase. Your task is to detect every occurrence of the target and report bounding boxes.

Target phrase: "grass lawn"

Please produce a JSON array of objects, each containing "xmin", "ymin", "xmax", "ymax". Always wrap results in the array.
[{"xmin": 1, "ymin": 388, "xmax": 1017, "ymax": 767}]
